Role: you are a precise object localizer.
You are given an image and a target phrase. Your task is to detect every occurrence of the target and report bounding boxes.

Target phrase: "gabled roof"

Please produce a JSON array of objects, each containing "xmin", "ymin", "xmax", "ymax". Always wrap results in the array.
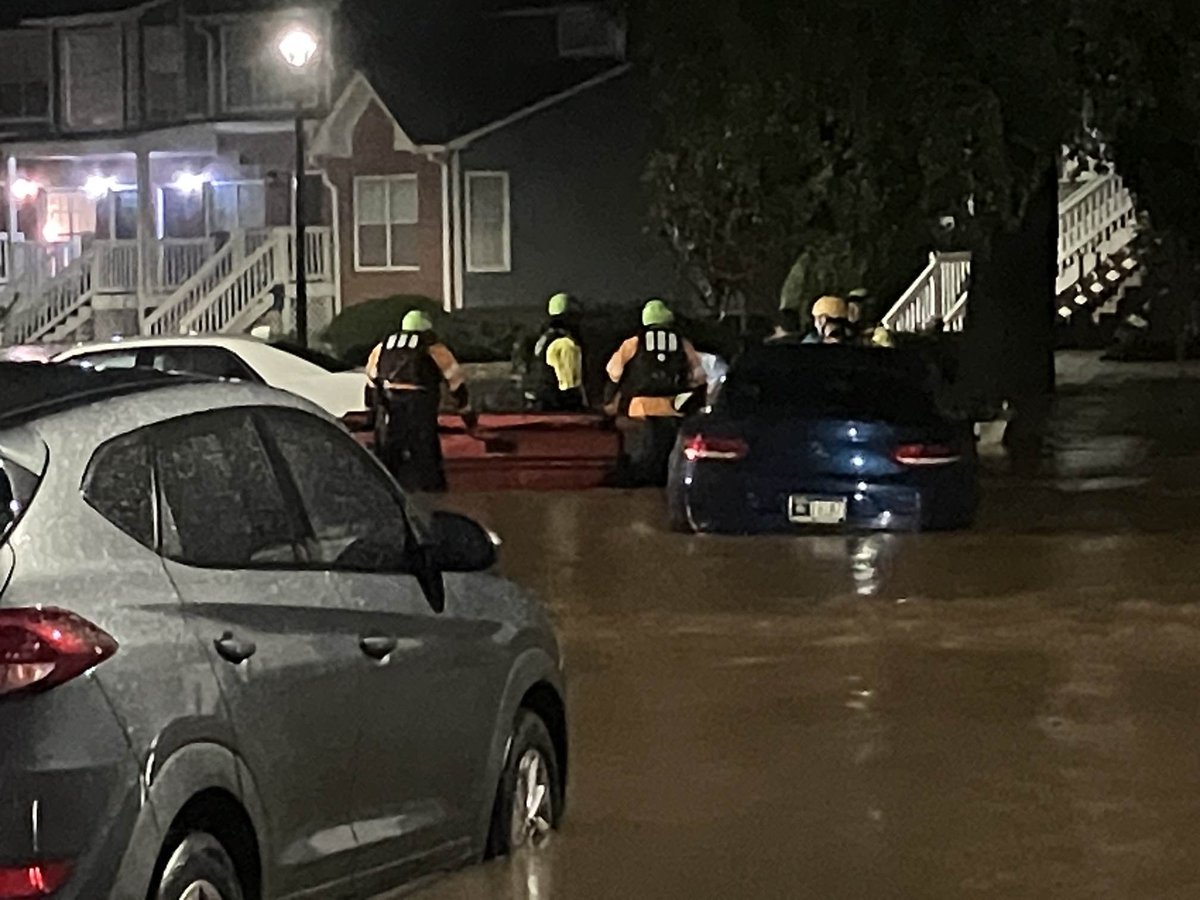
[{"xmin": 364, "ymin": 57, "xmax": 623, "ymax": 148}]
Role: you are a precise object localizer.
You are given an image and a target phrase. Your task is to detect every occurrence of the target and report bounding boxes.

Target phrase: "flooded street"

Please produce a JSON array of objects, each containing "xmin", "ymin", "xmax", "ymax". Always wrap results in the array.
[{"xmin": 416, "ymin": 358, "xmax": 1200, "ymax": 899}]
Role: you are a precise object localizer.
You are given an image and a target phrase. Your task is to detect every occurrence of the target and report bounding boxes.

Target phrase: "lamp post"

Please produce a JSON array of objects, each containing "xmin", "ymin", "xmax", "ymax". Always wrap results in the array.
[{"xmin": 278, "ymin": 25, "xmax": 319, "ymax": 347}]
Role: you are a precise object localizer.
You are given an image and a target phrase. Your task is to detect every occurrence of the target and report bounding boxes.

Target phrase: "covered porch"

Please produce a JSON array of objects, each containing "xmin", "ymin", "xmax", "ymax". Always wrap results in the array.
[{"xmin": 0, "ymin": 122, "xmax": 339, "ymax": 344}]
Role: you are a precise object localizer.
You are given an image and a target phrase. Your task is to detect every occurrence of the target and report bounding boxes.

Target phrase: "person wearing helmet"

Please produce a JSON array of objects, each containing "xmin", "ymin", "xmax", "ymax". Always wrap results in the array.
[
  {"xmin": 365, "ymin": 309, "xmax": 474, "ymax": 492},
  {"xmin": 524, "ymin": 292, "xmax": 586, "ymax": 411},
  {"xmin": 604, "ymin": 299, "xmax": 706, "ymax": 485},
  {"xmin": 804, "ymin": 295, "xmax": 851, "ymax": 344}
]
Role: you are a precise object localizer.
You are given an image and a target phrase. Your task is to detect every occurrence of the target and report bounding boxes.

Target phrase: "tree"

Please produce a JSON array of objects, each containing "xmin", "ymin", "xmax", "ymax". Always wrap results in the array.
[{"xmin": 630, "ymin": 0, "xmax": 1123, "ymax": 403}]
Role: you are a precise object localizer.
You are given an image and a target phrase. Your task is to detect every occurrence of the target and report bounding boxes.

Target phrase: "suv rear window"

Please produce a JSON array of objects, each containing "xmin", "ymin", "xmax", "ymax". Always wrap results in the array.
[{"xmin": 0, "ymin": 456, "xmax": 40, "ymax": 543}]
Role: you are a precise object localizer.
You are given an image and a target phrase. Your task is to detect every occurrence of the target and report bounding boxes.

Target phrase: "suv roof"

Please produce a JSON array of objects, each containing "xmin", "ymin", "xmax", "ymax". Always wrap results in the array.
[{"xmin": 0, "ymin": 362, "xmax": 204, "ymax": 427}]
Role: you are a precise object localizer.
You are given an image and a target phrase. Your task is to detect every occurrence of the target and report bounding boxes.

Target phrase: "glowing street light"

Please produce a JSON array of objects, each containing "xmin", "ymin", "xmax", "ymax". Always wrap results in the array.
[
  {"xmin": 278, "ymin": 26, "xmax": 319, "ymax": 69},
  {"xmin": 277, "ymin": 23, "xmax": 321, "ymax": 347}
]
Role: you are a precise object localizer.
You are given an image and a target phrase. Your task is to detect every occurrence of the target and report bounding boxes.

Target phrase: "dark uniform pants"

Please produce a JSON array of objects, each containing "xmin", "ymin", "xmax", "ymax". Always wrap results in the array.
[
  {"xmin": 529, "ymin": 386, "xmax": 586, "ymax": 413},
  {"xmin": 624, "ymin": 415, "xmax": 681, "ymax": 487},
  {"xmin": 379, "ymin": 388, "xmax": 446, "ymax": 493}
]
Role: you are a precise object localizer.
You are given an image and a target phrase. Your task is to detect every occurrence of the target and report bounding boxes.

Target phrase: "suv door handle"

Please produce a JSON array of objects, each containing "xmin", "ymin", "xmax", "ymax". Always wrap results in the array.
[
  {"xmin": 359, "ymin": 635, "xmax": 398, "ymax": 661},
  {"xmin": 214, "ymin": 632, "xmax": 257, "ymax": 665}
]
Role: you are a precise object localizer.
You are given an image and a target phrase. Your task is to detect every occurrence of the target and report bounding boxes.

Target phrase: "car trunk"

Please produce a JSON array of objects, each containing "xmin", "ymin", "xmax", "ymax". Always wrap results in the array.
[{"xmin": 738, "ymin": 417, "xmax": 967, "ymax": 481}]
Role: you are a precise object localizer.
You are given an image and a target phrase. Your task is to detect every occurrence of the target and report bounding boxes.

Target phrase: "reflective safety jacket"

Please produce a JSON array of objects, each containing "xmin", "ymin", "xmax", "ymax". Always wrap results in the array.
[
  {"xmin": 606, "ymin": 327, "xmax": 705, "ymax": 417},
  {"xmin": 365, "ymin": 332, "xmax": 465, "ymax": 393}
]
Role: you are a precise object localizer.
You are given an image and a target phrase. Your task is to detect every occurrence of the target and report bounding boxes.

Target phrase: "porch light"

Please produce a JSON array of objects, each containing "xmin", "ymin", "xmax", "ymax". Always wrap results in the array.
[
  {"xmin": 83, "ymin": 175, "xmax": 118, "ymax": 201},
  {"xmin": 10, "ymin": 178, "xmax": 40, "ymax": 202},
  {"xmin": 42, "ymin": 222, "xmax": 63, "ymax": 242},
  {"xmin": 278, "ymin": 26, "xmax": 319, "ymax": 69},
  {"xmin": 172, "ymin": 171, "xmax": 208, "ymax": 195}
]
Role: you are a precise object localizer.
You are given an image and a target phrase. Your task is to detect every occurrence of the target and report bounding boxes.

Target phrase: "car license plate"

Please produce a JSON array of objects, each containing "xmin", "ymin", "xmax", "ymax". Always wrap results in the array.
[{"xmin": 788, "ymin": 495, "xmax": 848, "ymax": 524}]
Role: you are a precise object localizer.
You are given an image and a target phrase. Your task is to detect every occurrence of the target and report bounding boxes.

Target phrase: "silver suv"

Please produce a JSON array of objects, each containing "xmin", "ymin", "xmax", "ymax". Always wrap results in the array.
[{"xmin": 0, "ymin": 363, "xmax": 566, "ymax": 900}]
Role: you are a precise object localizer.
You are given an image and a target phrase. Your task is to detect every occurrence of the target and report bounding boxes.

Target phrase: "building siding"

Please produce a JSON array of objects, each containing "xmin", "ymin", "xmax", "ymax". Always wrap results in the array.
[
  {"xmin": 459, "ymin": 71, "xmax": 674, "ymax": 310},
  {"xmin": 320, "ymin": 100, "xmax": 444, "ymax": 308}
]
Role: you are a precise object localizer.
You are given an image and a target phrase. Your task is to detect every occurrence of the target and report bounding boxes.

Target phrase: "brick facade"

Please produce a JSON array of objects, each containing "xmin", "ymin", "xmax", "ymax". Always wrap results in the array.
[{"xmin": 319, "ymin": 100, "xmax": 445, "ymax": 310}]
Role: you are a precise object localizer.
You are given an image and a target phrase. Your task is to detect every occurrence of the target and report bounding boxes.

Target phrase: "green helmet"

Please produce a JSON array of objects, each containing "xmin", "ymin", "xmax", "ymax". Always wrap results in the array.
[
  {"xmin": 642, "ymin": 299, "xmax": 674, "ymax": 327},
  {"xmin": 548, "ymin": 292, "xmax": 571, "ymax": 317},
  {"xmin": 402, "ymin": 309, "xmax": 434, "ymax": 333}
]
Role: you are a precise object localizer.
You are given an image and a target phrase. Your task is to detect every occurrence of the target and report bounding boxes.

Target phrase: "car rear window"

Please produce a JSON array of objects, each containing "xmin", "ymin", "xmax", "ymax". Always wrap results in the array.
[
  {"xmin": 0, "ymin": 455, "xmax": 40, "ymax": 543},
  {"xmin": 720, "ymin": 361, "xmax": 942, "ymax": 425}
]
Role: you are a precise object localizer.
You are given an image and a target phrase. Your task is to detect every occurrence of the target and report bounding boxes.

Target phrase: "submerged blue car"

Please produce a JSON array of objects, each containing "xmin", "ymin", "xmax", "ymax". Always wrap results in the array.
[{"xmin": 667, "ymin": 344, "xmax": 978, "ymax": 533}]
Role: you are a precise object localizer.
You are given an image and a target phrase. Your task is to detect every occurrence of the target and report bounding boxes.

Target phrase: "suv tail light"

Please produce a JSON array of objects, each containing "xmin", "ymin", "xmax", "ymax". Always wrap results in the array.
[
  {"xmin": 893, "ymin": 443, "xmax": 962, "ymax": 466},
  {"xmin": 683, "ymin": 434, "xmax": 749, "ymax": 462},
  {"xmin": 0, "ymin": 861, "xmax": 71, "ymax": 899},
  {"xmin": 0, "ymin": 608, "xmax": 118, "ymax": 698}
]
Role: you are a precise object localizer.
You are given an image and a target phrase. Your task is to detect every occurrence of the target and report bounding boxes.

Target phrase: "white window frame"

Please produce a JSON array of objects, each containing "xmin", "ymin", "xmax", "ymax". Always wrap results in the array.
[
  {"xmin": 465, "ymin": 171, "xmax": 511, "ymax": 274},
  {"xmin": 353, "ymin": 174, "xmax": 420, "ymax": 272}
]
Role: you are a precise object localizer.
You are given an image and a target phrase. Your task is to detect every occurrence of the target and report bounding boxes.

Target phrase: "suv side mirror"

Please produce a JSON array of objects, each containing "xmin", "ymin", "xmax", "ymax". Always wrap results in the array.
[{"xmin": 429, "ymin": 511, "xmax": 498, "ymax": 573}]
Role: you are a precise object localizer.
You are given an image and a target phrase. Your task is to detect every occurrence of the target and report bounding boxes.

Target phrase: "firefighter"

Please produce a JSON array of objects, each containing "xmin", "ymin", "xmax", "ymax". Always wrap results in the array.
[
  {"xmin": 524, "ymin": 292, "xmax": 586, "ymax": 412},
  {"xmin": 365, "ymin": 310, "xmax": 474, "ymax": 493},
  {"xmin": 803, "ymin": 295, "xmax": 851, "ymax": 343},
  {"xmin": 604, "ymin": 299, "xmax": 706, "ymax": 486}
]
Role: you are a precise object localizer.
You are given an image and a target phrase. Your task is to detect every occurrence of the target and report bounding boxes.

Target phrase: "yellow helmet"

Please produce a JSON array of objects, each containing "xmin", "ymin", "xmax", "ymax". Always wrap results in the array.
[{"xmin": 812, "ymin": 295, "xmax": 849, "ymax": 320}]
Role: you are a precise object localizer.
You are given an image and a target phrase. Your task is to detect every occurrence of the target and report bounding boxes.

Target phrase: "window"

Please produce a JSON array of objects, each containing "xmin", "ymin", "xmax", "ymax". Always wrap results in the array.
[
  {"xmin": 67, "ymin": 349, "xmax": 140, "ymax": 371},
  {"xmin": 466, "ymin": 172, "xmax": 511, "ymax": 273},
  {"xmin": 84, "ymin": 433, "xmax": 154, "ymax": 549},
  {"xmin": 262, "ymin": 409, "xmax": 410, "ymax": 570},
  {"xmin": 0, "ymin": 31, "xmax": 50, "ymax": 121},
  {"xmin": 354, "ymin": 176, "xmax": 419, "ymax": 270},
  {"xmin": 96, "ymin": 190, "xmax": 138, "ymax": 240},
  {"xmin": 150, "ymin": 347, "xmax": 260, "ymax": 382},
  {"xmin": 222, "ymin": 22, "xmax": 319, "ymax": 112},
  {"xmin": 61, "ymin": 27, "xmax": 123, "ymax": 130},
  {"xmin": 144, "ymin": 26, "xmax": 185, "ymax": 122},
  {"xmin": 208, "ymin": 181, "xmax": 267, "ymax": 233},
  {"xmin": 44, "ymin": 190, "xmax": 97, "ymax": 241},
  {"xmin": 161, "ymin": 187, "xmax": 205, "ymax": 239},
  {"xmin": 153, "ymin": 411, "xmax": 302, "ymax": 568},
  {"xmin": 557, "ymin": 6, "xmax": 625, "ymax": 58}
]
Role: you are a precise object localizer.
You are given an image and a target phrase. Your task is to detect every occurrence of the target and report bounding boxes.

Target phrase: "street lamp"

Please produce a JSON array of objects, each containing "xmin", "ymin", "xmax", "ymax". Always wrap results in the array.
[{"xmin": 278, "ymin": 25, "xmax": 319, "ymax": 346}]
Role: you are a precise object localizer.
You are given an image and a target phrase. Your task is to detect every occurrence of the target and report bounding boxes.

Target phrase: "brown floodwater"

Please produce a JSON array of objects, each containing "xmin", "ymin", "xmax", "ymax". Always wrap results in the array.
[{"xmin": 408, "ymin": 361, "xmax": 1200, "ymax": 900}]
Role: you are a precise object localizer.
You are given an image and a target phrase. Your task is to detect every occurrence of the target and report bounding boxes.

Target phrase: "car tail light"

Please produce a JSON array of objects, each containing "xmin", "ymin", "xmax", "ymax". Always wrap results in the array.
[
  {"xmin": 0, "ymin": 608, "xmax": 118, "ymax": 698},
  {"xmin": 0, "ymin": 861, "xmax": 71, "ymax": 899},
  {"xmin": 893, "ymin": 443, "xmax": 962, "ymax": 466},
  {"xmin": 683, "ymin": 434, "xmax": 749, "ymax": 462}
]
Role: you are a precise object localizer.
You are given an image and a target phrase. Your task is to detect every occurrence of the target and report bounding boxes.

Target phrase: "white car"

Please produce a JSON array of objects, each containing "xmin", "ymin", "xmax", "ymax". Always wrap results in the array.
[{"xmin": 53, "ymin": 335, "xmax": 367, "ymax": 418}]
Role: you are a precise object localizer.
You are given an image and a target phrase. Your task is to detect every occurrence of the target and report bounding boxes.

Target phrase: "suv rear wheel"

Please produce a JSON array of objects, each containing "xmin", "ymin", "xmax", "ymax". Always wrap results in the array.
[
  {"xmin": 486, "ymin": 709, "xmax": 562, "ymax": 858},
  {"xmin": 154, "ymin": 832, "xmax": 244, "ymax": 900}
]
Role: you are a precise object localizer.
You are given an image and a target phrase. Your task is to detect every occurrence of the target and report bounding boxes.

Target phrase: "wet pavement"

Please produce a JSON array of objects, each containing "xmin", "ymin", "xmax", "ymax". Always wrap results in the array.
[{"xmin": 414, "ymin": 355, "xmax": 1200, "ymax": 899}]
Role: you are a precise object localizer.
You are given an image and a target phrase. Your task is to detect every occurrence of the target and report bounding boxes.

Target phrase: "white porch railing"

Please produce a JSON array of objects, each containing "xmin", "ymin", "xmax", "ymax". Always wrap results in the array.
[
  {"xmin": 178, "ymin": 232, "xmax": 286, "ymax": 335},
  {"xmin": 884, "ymin": 251, "xmax": 972, "ymax": 333},
  {"xmin": 145, "ymin": 227, "xmax": 333, "ymax": 336},
  {"xmin": 156, "ymin": 239, "xmax": 215, "ymax": 290},
  {"xmin": 884, "ymin": 173, "xmax": 1138, "ymax": 333},
  {"xmin": 1056, "ymin": 174, "xmax": 1137, "ymax": 295},
  {"xmin": 4, "ymin": 249, "xmax": 97, "ymax": 344}
]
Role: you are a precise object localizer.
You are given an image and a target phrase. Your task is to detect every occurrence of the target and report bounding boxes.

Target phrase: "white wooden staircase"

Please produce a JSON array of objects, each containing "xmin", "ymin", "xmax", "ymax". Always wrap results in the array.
[
  {"xmin": 884, "ymin": 172, "xmax": 1140, "ymax": 333},
  {"xmin": 0, "ymin": 227, "xmax": 334, "ymax": 345}
]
